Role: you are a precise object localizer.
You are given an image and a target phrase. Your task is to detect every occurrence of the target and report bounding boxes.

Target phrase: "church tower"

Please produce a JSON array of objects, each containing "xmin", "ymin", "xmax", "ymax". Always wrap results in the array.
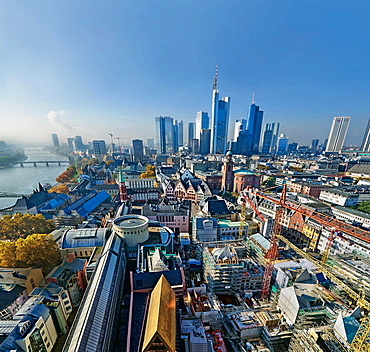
[
  {"xmin": 118, "ymin": 168, "xmax": 128, "ymax": 202},
  {"xmin": 221, "ymin": 150, "xmax": 234, "ymax": 192}
]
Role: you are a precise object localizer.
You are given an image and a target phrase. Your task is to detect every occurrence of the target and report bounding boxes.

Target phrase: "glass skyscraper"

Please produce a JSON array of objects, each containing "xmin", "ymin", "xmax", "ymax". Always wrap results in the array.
[
  {"xmin": 188, "ymin": 122, "xmax": 195, "ymax": 143},
  {"xmin": 210, "ymin": 68, "xmax": 230, "ymax": 154},
  {"xmin": 155, "ymin": 116, "xmax": 183, "ymax": 154},
  {"xmin": 245, "ymin": 101, "xmax": 264, "ymax": 154},
  {"xmin": 261, "ymin": 122, "xmax": 280, "ymax": 153}
]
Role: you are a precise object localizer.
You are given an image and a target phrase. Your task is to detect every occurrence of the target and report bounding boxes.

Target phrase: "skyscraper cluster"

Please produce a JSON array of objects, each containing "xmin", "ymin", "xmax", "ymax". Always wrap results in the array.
[{"xmin": 155, "ymin": 116, "xmax": 183, "ymax": 154}]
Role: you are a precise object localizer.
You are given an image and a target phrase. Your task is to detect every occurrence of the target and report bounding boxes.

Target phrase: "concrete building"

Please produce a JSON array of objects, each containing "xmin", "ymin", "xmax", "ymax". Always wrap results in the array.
[
  {"xmin": 233, "ymin": 169, "xmax": 260, "ymax": 193},
  {"xmin": 192, "ymin": 217, "xmax": 218, "ymax": 242},
  {"xmin": 51, "ymin": 133, "xmax": 60, "ymax": 148},
  {"xmin": 132, "ymin": 139, "xmax": 144, "ymax": 161},
  {"xmin": 0, "ymin": 285, "xmax": 28, "ymax": 321},
  {"xmin": 0, "ymin": 296, "xmax": 59, "ymax": 352},
  {"xmin": 92, "ymin": 140, "xmax": 107, "ymax": 157},
  {"xmin": 0, "ymin": 268, "xmax": 44, "ymax": 294},
  {"xmin": 203, "ymin": 246, "xmax": 263, "ymax": 294},
  {"xmin": 326, "ymin": 116, "xmax": 351, "ymax": 153},
  {"xmin": 142, "ymin": 201, "xmax": 191, "ymax": 235},
  {"xmin": 319, "ymin": 188, "xmax": 359, "ymax": 206}
]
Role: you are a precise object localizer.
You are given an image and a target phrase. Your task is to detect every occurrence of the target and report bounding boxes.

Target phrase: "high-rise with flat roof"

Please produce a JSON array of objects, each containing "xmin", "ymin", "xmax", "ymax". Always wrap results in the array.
[
  {"xmin": 210, "ymin": 67, "xmax": 230, "ymax": 154},
  {"xmin": 196, "ymin": 111, "xmax": 209, "ymax": 140},
  {"xmin": 233, "ymin": 119, "xmax": 247, "ymax": 142},
  {"xmin": 155, "ymin": 116, "xmax": 175, "ymax": 154},
  {"xmin": 188, "ymin": 122, "xmax": 195, "ymax": 143},
  {"xmin": 326, "ymin": 116, "xmax": 351, "ymax": 153},
  {"xmin": 93, "ymin": 140, "xmax": 107, "ymax": 156},
  {"xmin": 74, "ymin": 135, "xmax": 84, "ymax": 151},
  {"xmin": 51, "ymin": 133, "xmax": 60, "ymax": 148},
  {"xmin": 132, "ymin": 139, "xmax": 144, "ymax": 161},
  {"xmin": 199, "ymin": 129, "xmax": 211, "ymax": 155},
  {"xmin": 361, "ymin": 119, "xmax": 370, "ymax": 152},
  {"xmin": 261, "ymin": 123, "xmax": 280, "ymax": 153}
]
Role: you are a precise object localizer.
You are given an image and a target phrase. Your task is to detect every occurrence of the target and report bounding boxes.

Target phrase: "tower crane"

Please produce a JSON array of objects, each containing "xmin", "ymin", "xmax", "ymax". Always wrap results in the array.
[
  {"xmin": 245, "ymin": 187, "xmax": 370, "ymax": 350},
  {"xmin": 260, "ymin": 185, "xmax": 286, "ymax": 299}
]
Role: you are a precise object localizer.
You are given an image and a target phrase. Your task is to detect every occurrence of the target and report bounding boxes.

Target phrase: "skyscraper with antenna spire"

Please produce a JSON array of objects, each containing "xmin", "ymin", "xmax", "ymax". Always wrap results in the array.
[{"xmin": 210, "ymin": 66, "xmax": 231, "ymax": 154}]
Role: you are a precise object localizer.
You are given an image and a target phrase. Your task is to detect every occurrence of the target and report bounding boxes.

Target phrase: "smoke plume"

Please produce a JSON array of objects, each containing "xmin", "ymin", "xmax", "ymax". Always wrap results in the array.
[{"xmin": 47, "ymin": 111, "xmax": 73, "ymax": 134}]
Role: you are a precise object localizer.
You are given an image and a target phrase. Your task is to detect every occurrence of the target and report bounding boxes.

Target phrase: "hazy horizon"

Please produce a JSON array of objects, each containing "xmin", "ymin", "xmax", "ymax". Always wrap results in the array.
[{"xmin": 1, "ymin": 1, "xmax": 370, "ymax": 147}]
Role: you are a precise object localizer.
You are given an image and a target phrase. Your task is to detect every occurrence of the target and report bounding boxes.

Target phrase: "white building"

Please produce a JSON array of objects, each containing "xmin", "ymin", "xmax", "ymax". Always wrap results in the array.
[
  {"xmin": 326, "ymin": 116, "xmax": 350, "ymax": 153},
  {"xmin": 319, "ymin": 189, "xmax": 359, "ymax": 206}
]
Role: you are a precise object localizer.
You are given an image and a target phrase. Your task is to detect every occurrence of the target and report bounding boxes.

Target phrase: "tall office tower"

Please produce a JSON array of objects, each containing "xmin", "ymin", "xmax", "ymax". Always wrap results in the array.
[
  {"xmin": 178, "ymin": 120, "xmax": 184, "ymax": 147},
  {"xmin": 147, "ymin": 139, "xmax": 155, "ymax": 148},
  {"xmin": 173, "ymin": 121, "xmax": 179, "ymax": 152},
  {"xmin": 245, "ymin": 95, "xmax": 264, "ymax": 154},
  {"xmin": 93, "ymin": 140, "xmax": 107, "ymax": 157},
  {"xmin": 132, "ymin": 139, "xmax": 144, "ymax": 161},
  {"xmin": 277, "ymin": 134, "xmax": 289, "ymax": 152},
  {"xmin": 261, "ymin": 123, "xmax": 280, "ymax": 153},
  {"xmin": 188, "ymin": 123, "xmax": 195, "ymax": 143},
  {"xmin": 199, "ymin": 129, "xmax": 211, "ymax": 155},
  {"xmin": 189, "ymin": 139, "xmax": 199, "ymax": 154},
  {"xmin": 196, "ymin": 111, "xmax": 210, "ymax": 140},
  {"xmin": 67, "ymin": 138, "xmax": 74, "ymax": 150},
  {"xmin": 210, "ymin": 67, "xmax": 231, "ymax": 154},
  {"xmin": 311, "ymin": 139, "xmax": 320, "ymax": 150},
  {"xmin": 74, "ymin": 135, "xmax": 84, "ymax": 151},
  {"xmin": 51, "ymin": 134, "xmax": 60, "ymax": 148},
  {"xmin": 326, "ymin": 116, "xmax": 351, "ymax": 153},
  {"xmin": 233, "ymin": 119, "xmax": 247, "ymax": 142},
  {"xmin": 361, "ymin": 119, "xmax": 370, "ymax": 152},
  {"xmin": 155, "ymin": 116, "xmax": 175, "ymax": 154}
]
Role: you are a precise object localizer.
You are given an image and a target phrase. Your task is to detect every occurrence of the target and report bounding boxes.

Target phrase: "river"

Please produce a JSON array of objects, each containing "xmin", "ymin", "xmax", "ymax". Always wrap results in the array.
[{"xmin": 0, "ymin": 148, "xmax": 69, "ymax": 209}]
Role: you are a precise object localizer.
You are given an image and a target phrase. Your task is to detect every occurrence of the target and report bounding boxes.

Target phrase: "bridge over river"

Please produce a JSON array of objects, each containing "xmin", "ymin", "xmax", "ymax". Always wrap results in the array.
[{"xmin": 16, "ymin": 160, "xmax": 70, "ymax": 167}]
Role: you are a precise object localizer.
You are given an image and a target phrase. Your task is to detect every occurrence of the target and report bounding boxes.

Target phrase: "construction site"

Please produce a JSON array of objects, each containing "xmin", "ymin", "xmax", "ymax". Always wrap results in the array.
[{"xmin": 186, "ymin": 184, "xmax": 370, "ymax": 352}]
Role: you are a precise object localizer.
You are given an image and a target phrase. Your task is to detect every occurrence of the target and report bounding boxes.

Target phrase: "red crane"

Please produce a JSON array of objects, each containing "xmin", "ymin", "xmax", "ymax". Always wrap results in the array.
[{"xmin": 260, "ymin": 185, "xmax": 287, "ymax": 299}]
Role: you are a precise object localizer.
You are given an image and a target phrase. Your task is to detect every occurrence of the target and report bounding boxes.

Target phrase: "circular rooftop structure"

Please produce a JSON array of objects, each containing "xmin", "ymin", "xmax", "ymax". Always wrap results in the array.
[
  {"xmin": 113, "ymin": 215, "xmax": 149, "ymax": 247},
  {"xmin": 234, "ymin": 169, "xmax": 255, "ymax": 176}
]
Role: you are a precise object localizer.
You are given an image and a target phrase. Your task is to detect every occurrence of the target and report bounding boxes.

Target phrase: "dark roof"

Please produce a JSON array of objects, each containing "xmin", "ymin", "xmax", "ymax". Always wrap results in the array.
[
  {"xmin": 128, "ymin": 292, "xmax": 149, "ymax": 352},
  {"xmin": 207, "ymin": 199, "xmax": 229, "ymax": 215},
  {"xmin": 0, "ymin": 285, "xmax": 26, "ymax": 311},
  {"xmin": 132, "ymin": 270, "xmax": 182, "ymax": 291}
]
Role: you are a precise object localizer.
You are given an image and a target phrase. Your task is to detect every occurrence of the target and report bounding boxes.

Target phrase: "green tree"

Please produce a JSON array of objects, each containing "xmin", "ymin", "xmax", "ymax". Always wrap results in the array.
[
  {"xmin": 16, "ymin": 234, "xmax": 60, "ymax": 272},
  {"xmin": 262, "ymin": 177, "xmax": 276, "ymax": 188},
  {"xmin": 139, "ymin": 164, "xmax": 156, "ymax": 178},
  {"xmin": 0, "ymin": 214, "xmax": 55, "ymax": 240}
]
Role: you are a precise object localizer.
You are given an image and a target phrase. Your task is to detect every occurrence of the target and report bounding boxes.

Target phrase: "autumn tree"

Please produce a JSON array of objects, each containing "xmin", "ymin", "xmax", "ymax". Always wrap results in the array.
[
  {"xmin": 55, "ymin": 165, "xmax": 77, "ymax": 183},
  {"xmin": 48, "ymin": 184, "xmax": 69, "ymax": 194},
  {"xmin": 0, "ymin": 213, "xmax": 55, "ymax": 240},
  {"xmin": 139, "ymin": 164, "xmax": 156, "ymax": 178},
  {"xmin": 16, "ymin": 234, "xmax": 60, "ymax": 273},
  {"xmin": 0, "ymin": 242, "xmax": 17, "ymax": 267}
]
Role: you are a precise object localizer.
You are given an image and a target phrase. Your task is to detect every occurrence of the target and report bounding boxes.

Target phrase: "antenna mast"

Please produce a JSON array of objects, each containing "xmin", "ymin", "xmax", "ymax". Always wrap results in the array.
[{"xmin": 213, "ymin": 65, "xmax": 218, "ymax": 90}]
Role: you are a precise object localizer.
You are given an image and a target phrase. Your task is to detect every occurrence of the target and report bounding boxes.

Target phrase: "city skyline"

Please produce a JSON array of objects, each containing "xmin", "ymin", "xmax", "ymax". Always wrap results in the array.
[{"xmin": 1, "ymin": 1, "xmax": 370, "ymax": 146}]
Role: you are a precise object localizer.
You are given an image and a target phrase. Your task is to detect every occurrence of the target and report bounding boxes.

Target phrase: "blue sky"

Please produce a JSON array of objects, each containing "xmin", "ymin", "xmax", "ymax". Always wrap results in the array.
[{"xmin": 1, "ymin": 0, "xmax": 369, "ymax": 146}]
